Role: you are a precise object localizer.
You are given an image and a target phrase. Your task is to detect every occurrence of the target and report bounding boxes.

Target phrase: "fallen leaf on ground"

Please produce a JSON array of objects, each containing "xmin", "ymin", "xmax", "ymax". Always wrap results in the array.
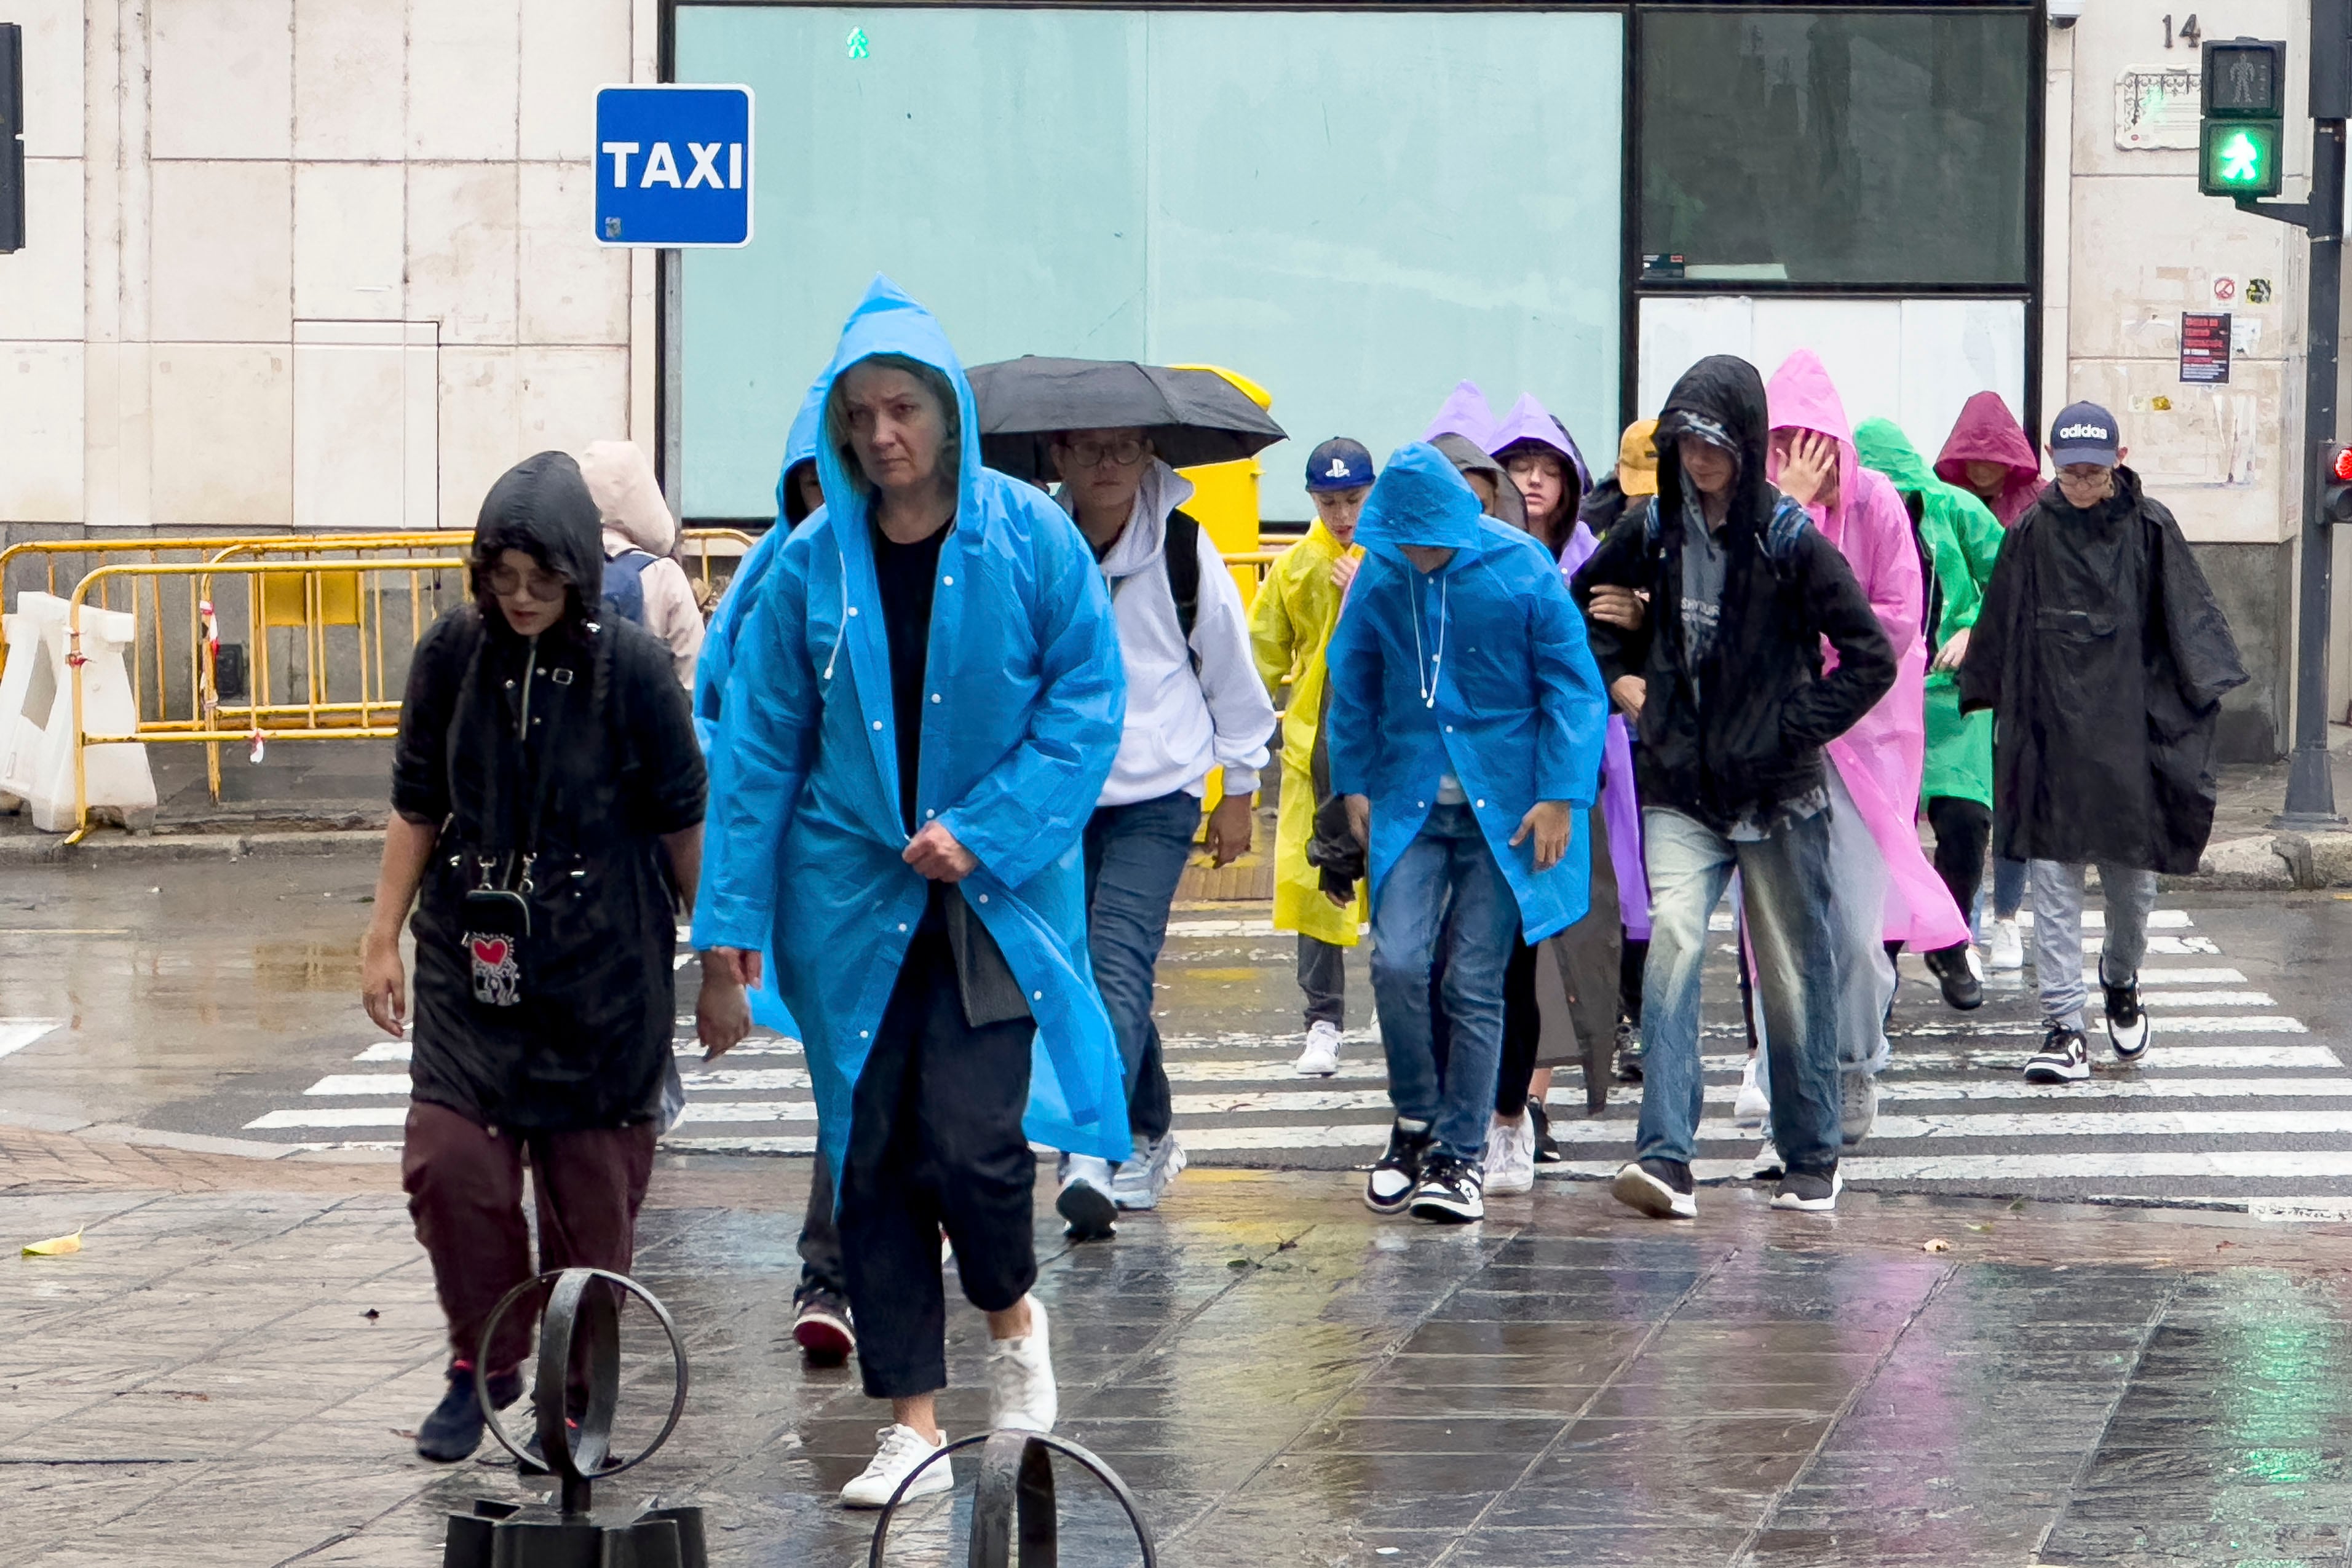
[
  {"xmin": 22, "ymin": 1228, "xmax": 83, "ymax": 1256},
  {"xmin": 1923, "ymin": 1238, "xmax": 1952, "ymax": 1253}
]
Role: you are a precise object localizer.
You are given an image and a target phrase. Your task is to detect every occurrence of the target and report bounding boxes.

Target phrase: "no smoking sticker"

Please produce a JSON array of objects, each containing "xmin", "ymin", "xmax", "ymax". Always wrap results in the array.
[{"xmin": 2214, "ymin": 277, "xmax": 2239, "ymax": 303}]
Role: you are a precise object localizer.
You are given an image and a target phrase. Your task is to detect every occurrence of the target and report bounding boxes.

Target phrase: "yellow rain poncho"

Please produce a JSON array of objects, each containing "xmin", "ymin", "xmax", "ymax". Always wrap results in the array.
[{"xmin": 1248, "ymin": 520, "xmax": 1365, "ymax": 945}]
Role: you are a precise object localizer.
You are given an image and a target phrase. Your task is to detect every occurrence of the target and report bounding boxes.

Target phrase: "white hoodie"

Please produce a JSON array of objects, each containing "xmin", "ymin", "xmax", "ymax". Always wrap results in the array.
[
  {"xmin": 577, "ymin": 439, "xmax": 706, "ymax": 690},
  {"xmin": 1075, "ymin": 462, "xmax": 1274, "ymax": 809}
]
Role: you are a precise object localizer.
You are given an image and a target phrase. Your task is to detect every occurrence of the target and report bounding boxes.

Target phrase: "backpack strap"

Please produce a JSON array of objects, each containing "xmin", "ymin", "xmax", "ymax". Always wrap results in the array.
[{"xmin": 1163, "ymin": 509, "xmax": 1204, "ymax": 673}]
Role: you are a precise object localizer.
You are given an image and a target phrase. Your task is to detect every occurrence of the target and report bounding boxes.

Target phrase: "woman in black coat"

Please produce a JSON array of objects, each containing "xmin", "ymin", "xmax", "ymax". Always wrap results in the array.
[{"xmin": 358, "ymin": 451, "xmax": 707, "ymax": 1464}]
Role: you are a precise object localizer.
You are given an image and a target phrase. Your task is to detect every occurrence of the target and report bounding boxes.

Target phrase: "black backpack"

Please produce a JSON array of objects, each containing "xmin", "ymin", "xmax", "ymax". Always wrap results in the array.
[{"xmin": 1162, "ymin": 509, "xmax": 1202, "ymax": 666}]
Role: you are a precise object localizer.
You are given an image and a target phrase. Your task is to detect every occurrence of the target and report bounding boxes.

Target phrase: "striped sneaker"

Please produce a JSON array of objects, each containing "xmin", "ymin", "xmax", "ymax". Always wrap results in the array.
[
  {"xmin": 2023, "ymin": 1024, "xmax": 2091, "ymax": 1084},
  {"xmin": 2103, "ymin": 976, "xmax": 2150, "ymax": 1062}
]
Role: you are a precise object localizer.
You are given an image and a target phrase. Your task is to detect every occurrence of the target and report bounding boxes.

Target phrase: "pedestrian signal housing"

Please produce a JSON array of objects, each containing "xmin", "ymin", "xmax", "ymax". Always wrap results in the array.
[
  {"xmin": 2200, "ymin": 38, "xmax": 2288, "ymax": 199},
  {"xmin": 2326, "ymin": 446, "xmax": 2352, "ymax": 527}
]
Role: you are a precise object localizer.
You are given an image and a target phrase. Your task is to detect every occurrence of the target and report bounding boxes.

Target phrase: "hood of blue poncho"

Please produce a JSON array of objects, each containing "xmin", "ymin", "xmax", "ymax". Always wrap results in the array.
[{"xmin": 1355, "ymin": 441, "xmax": 1488, "ymax": 560}]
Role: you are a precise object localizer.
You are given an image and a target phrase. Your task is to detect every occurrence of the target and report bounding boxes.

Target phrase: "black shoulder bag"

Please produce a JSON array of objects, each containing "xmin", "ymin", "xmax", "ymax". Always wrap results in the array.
[{"xmin": 461, "ymin": 655, "xmax": 568, "ymax": 1009}]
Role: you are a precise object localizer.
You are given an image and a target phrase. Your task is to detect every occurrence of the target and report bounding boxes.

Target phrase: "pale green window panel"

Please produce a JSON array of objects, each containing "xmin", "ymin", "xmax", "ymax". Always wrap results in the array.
[{"xmin": 678, "ymin": 6, "xmax": 1623, "ymax": 520}]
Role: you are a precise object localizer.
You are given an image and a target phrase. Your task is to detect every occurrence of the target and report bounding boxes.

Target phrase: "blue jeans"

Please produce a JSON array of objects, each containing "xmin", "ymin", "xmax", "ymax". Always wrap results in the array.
[
  {"xmin": 1993, "ymin": 855, "xmax": 2027, "ymax": 921},
  {"xmin": 1637, "ymin": 806, "xmax": 1843, "ymax": 1176},
  {"xmin": 1368, "ymin": 803, "xmax": 1518, "ymax": 1162},
  {"xmin": 1083, "ymin": 790, "xmax": 1200, "ymax": 1142}
]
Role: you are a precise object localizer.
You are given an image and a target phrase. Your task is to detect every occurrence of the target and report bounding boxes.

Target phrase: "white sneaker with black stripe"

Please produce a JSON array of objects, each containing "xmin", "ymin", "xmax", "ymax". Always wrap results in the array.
[
  {"xmin": 2103, "ymin": 976, "xmax": 2150, "ymax": 1062},
  {"xmin": 2023, "ymin": 1023, "xmax": 2091, "ymax": 1083}
]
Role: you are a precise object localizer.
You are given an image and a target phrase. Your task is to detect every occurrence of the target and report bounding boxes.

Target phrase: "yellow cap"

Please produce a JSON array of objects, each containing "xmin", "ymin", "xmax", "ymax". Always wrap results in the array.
[{"xmin": 1617, "ymin": 419, "xmax": 1660, "ymax": 497}]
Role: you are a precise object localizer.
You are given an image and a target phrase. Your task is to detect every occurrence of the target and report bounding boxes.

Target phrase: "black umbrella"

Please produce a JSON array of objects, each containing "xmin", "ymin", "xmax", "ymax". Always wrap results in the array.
[{"xmin": 966, "ymin": 357, "xmax": 1286, "ymax": 483}]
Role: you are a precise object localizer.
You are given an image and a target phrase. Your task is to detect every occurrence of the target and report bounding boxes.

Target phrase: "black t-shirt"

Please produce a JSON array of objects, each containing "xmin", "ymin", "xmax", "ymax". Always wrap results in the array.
[{"xmin": 870, "ymin": 518, "xmax": 948, "ymax": 833}]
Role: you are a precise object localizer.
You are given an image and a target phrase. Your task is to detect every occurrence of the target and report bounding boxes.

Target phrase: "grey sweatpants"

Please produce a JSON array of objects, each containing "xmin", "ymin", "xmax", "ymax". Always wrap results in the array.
[{"xmin": 2030, "ymin": 859, "xmax": 2158, "ymax": 1030}]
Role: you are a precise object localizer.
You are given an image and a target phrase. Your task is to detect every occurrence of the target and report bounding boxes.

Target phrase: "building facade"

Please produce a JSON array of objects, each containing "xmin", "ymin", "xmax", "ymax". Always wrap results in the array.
[{"xmin": 0, "ymin": 0, "xmax": 2333, "ymax": 759}]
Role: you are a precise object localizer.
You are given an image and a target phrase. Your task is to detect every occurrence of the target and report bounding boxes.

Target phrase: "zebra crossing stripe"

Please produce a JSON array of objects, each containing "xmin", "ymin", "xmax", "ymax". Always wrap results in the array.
[{"xmin": 0, "ymin": 1019, "xmax": 62, "ymax": 1060}]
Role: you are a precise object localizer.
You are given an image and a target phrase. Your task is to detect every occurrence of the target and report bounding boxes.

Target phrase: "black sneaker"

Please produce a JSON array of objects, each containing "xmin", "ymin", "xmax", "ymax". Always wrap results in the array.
[
  {"xmin": 793, "ymin": 1288, "xmax": 856, "ymax": 1366},
  {"xmin": 1406, "ymin": 1152, "xmax": 1486, "ymax": 1224},
  {"xmin": 1364, "ymin": 1120, "xmax": 1435, "ymax": 1214},
  {"xmin": 1771, "ymin": 1166, "xmax": 1842, "ymax": 1212},
  {"xmin": 2103, "ymin": 976, "xmax": 2150, "ymax": 1061},
  {"xmin": 1922, "ymin": 944, "xmax": 1984, "ymax": 1011},
  {"xmin": 2023, "ymin": 1023, "xmax": 2091, "ymax": 1084},
  {"xmin": 1525, "ymin": 1100, "xmax": 1564, "ymax": 1165},
  {"xmin": 1613, "ymin": 1019, "xmax": 1645, "ymax": 1083},
  {"xmin": 1610, "ymin": 1157, "xmax": 1695, "ymax": 1219},
  {"xmin": 416, "ymin": 1362, "xmax": 524, "ymax": 1463}
]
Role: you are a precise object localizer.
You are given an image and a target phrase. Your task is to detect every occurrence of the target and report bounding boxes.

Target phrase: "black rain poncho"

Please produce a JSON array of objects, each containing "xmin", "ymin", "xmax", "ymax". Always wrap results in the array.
[
  {"xmin": 392, "ymin": 452, "xmax": 707, "ymax": 1130},
  {"xmin": 1955, "ymin": 467, "xmax": 2246, "ymax": 874}
]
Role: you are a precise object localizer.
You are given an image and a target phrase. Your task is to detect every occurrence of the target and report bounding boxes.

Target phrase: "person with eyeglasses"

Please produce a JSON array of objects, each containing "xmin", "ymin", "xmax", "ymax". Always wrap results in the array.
[
  {"xmin": 1957, "ymin": 402, "xmax": 2246, "ymax": 1085},
  {"xmin": 358, "ymin": 451, "xmax": 707, "ymax": 1467},
  {"xmin": 1321, "ymin": 441, "xmax": 1606, "ymax": 1225},
  {"xmin": 1043, "ymin": 424, "xmax": 1276, "ymax": 1238}
]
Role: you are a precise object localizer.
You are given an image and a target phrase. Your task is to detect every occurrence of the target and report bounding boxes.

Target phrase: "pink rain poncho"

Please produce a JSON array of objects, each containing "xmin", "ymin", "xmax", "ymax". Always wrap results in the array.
[{"xmin": 1765, "ymin": 351, "xmax": 1968, "ymax": 954}]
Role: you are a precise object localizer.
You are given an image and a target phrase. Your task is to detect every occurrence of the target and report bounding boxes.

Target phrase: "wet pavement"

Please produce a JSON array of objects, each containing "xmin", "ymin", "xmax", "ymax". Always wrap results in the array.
[
  {"xmin": 10, "ymin": 856, "xmax": 2352, "ymax": 1215},
  {"xmin": 6, "ymin": 1142, "xmax": 2352, "ymax": 1567}
]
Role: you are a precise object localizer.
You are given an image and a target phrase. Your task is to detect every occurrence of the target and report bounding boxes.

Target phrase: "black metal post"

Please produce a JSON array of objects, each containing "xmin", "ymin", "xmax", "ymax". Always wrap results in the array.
[{"xmin": 2278, "ymin": 115, "xmax": 2347, "ymax": 828}]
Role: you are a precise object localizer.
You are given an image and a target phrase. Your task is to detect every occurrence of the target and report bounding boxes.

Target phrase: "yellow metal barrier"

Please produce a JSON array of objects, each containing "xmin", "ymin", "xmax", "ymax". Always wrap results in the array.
[{"xmin": 62, "ymin": 558, "xmax": 467, "ymax": 839}]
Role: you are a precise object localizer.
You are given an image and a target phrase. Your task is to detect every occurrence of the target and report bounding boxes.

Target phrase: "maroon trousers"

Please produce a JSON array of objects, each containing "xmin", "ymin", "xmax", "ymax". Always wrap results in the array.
[{"xmin": 401, "ymin": 1099, "xmax": 657, "ymax": 1375}]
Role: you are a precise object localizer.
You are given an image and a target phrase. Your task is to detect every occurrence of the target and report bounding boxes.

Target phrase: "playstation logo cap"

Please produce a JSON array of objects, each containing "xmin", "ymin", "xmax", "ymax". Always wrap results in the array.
[
  {"xmin": 2048, "ymin": 402, "xmax": 2121, "ymax": 467},
  {"xmin": 1305, "ymin": 437, "xmax": 1376, "ymax": 491}
]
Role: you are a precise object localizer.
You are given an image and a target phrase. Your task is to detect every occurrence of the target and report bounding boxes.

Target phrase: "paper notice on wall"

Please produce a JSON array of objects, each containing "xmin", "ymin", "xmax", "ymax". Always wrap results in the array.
[
  {"xmin": 2231, "ymin": 316, "xmax": 2262, "ymax": 354},
  {"xmin": 2180, "ymin": 312, "xmax": 2232, "ymax": 384},
  {"xmin": 2116, "ymin": 66, "xmax": 2201, "ymax": 149}
]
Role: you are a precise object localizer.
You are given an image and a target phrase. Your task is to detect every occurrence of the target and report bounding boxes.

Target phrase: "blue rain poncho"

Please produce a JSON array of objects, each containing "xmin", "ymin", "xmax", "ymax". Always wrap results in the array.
[
  {"xmin": 693, "ymin": 276, "xmax": 1131, "ymax": 1173},
  {"xmin": 694, "ymin": 381, "xmax": 826, "ymax": 753},
  {"xmin": 1323, "ymin": 441, "xmax": 1608, "ymax": 942},
  {"xmin": 692, "ymin": 382, "xmax": 827, "ymax": 1040}
]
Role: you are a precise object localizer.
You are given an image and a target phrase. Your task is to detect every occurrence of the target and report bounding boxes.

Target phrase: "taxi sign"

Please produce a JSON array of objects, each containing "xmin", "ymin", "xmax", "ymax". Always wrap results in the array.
[{"xmin": 594, "ymin": 84, "xmax": 753, "ymax": 247}]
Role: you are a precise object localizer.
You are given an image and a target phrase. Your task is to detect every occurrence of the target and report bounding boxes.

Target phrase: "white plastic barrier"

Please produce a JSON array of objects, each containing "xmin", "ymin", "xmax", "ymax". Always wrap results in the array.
[{"xmin": 0, "ymin": 591, "xmax": 157, "ymax": 833}]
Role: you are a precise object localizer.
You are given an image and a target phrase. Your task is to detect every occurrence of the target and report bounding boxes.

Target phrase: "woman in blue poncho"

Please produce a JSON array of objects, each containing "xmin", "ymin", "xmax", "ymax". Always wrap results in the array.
[{"xmin": 695, "ymin": 278, "xmax": 1128, "ymax": 1508}]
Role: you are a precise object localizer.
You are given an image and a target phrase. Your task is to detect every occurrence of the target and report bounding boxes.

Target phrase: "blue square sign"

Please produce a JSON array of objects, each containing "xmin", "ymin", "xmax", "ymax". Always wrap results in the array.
[{"xmin": 595, "ymin": 84, "xmax": 754, "ymax": 247}]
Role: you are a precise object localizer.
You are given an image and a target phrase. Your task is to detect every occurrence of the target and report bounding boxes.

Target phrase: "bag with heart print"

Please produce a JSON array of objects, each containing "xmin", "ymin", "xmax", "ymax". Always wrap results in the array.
[{"xmin": 461, "ymin": 885, "xmax": 531, "ymax": 1008}]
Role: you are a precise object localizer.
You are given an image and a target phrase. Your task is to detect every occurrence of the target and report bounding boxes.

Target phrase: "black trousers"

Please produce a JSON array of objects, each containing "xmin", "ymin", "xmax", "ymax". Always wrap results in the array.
[
  {"xmin": 796, "ymin": 1158, "xmax": 843, "ymax": 1304},
  {"xmin": 1926, "ymin": 796, "xmax": 1992, "ymax": 950},
  {"xmin": 1619, "ymin": 938, "xmax": 1649, "ymax": 1026},
  {"xmin": 838, "ymin": 927, "xmax": 1037, "ymax": 1400}
]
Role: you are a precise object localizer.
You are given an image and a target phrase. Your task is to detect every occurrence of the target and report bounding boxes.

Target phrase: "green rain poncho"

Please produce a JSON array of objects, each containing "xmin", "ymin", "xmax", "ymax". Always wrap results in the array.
[{"xmin": 1853, "ymin": 417, "xmax": 2003, "ymax": 810}]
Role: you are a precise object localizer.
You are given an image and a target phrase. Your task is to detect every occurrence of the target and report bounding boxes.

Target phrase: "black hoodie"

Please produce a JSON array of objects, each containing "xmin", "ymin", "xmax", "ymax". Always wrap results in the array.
[
  {"xmin": 1570, "ymin": 355, "xmax": 1895, "ymax": 833},
  {"xmin": 392, "ymin": 452, "xmax": 706, "ymax": 1130}
]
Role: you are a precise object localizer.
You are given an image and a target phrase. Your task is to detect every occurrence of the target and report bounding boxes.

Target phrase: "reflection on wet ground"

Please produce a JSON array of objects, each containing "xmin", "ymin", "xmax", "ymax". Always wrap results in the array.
[{"xmin": 4, "ymin": 1156, "xmax": 2349, "ymax": 1567}]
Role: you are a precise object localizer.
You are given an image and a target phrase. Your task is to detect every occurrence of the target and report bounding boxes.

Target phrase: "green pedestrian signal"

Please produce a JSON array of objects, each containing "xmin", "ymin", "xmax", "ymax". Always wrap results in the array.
[
  {"xmin": 2200, "ymin": 117, "xmax": 2282, "ymax": 197},
  {"xmin": 2198, "ymin": 37, "xmax": 2287, "ymax": 201}
]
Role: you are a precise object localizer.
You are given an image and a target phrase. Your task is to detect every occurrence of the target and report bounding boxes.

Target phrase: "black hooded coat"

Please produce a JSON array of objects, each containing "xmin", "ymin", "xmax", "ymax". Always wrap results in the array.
[
  {"xmin": 1569, "ymin": 355, "xmax": 1896, "ymax": 833},
  {"xmin": 392, "ymin": 452, "xmax": 707, "ymax": 1130},
  {"xmin": 1955, "ymin": 467, "xmax": 2246, "ymax": 874}
]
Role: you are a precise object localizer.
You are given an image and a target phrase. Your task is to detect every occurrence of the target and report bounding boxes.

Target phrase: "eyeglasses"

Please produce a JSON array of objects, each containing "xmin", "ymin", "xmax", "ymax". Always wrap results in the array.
[
  {"xmin": 485, "ymin": 565, "xmax": 569, "ymax": 602},
  {"xmin": 2054, "ymin": 467, "xmax": 2113, "ymax": 492},
  {"xmin": 1062, "ymin": 436, "xmax": 1149, "ymax": 470}
]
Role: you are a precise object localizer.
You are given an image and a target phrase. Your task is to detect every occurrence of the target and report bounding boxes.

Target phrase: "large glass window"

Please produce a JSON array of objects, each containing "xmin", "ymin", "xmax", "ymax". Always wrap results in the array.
[
  {"xmin": 678, "ymin": 6, "xmax": 1623, "ymax": 520},
  {"xmin": 1638, "ymin": 7, "xmax": 2033, "ymax": 288}
]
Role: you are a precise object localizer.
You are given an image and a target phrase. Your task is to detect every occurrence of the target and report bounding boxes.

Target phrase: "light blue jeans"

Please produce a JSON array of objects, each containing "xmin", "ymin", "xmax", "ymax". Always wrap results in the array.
[
  {"xmin": 1637, "ymin": 806, "xmax": 1844, "ymax": 1176},
  {"xmin": 1368, "ymin": 803, "xmax": 1518, "ymax": 1162}
]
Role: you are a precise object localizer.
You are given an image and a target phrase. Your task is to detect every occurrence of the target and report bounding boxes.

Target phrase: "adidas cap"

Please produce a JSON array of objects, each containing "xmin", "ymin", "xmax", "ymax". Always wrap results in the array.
[{"xmin": 2048, "ymin": 402, "xmax": 2120, "ymax": 468}]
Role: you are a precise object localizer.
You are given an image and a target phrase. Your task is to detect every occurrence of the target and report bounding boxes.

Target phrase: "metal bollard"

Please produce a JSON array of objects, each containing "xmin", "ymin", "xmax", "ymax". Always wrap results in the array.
[
  {"xmin": 866, "ymin": 1428, "xmax": 1158, "ymax": 1568},
  {"xmin": 441, "ymin": 1267, "xmax": 703, "ymax": 1568}
]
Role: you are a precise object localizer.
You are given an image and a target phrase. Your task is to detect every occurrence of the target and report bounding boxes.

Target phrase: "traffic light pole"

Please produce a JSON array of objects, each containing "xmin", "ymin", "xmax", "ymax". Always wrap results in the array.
[{"xmin": 2250, "ymin": 116, "xmax": 2346, "ymax": 828}]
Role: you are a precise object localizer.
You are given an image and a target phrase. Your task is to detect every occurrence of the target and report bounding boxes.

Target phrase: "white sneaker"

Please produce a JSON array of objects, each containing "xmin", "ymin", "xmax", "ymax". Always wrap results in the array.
[
  {"xmin": 1294, "ymin": 1020, "xmax": 1343, "ymax": 1077},
  {"xmin": 841, "ymin": 1423, "xmax": 952, "ymax": 1508},
  {"xmin": 1055, "ymin": 1154, "xmax": 1117, "ymax": 1240},
  {"xmin": 1111, "ymin": 1133, "xmax": 1186, "ymax": 1210},
  {"xmin": 985, "ymin": 1295, "xmax": 1056, "ymax": 1432},
  {"xmin": 1732, "ymin": 1055, "xmax": 1769, "ymax": 1128},
  {"xmin": 1839, "ymin": 1071, "xmax": 1879, "ymax": 1147},
  {"xmin": 1988, "ymin": 918, "xmax": 2024, "ymax": 972},
  {"xmin": 1481, "ymin": 1114, "xmax": 1535, "ymax": 1196}
]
